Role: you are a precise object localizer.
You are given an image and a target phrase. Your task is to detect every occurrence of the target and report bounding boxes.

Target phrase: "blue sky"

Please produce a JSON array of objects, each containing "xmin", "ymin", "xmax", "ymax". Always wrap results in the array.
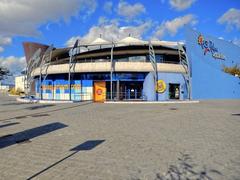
[{"xmin": 0, "ymin": 0, "xmax": 239, "ymax": 76}]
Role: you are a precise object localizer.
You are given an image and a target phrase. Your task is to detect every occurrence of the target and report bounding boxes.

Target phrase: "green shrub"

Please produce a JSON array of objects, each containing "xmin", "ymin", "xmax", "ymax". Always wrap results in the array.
[
  {"xmin": 9, "ymin": 88, "xmax": 23, "ymax": 95},
  {"xmin": 222, "ymin": 64, "xmax": 240, "ymax": 77}
]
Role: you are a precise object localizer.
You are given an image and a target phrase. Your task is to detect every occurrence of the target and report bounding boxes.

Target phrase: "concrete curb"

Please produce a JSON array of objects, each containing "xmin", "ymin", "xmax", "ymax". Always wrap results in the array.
[
  {"xmin": 104, "ymin": 100, "xmax": 200, "ymax": 104},
  {"xmin": 38, "ymin": 100, "xmax": 74, "ymax": 104},
  {"xmin": 16, "ymin": 97, "xmax": 199, "ymax": 104}
]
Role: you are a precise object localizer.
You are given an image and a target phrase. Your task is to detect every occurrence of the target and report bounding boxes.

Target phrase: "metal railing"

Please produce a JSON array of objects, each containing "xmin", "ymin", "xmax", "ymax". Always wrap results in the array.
[
  {"xmin": 106, "ymin": 91, "xmax": 145, "ymax": 101},
  {"xmin": 74, "ymin": 58, "xmax": 180, "ymax": 64}
]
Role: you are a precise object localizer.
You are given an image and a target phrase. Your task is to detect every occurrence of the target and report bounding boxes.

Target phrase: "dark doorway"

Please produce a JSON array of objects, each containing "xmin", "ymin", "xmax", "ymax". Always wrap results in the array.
[
  {"xmin": 169, "ymin": 83, "xmax": 180, "ymax": 100},
  {"xmin": 120, "ymin": 81, "xmax": 143, "ymax": 100},
  {"xmin": 106, "ymin": 81, "xmax": 143, "ymax": 100}
]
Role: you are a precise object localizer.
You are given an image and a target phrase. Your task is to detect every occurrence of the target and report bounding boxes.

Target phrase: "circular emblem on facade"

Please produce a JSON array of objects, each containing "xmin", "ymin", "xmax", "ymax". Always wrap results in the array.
[
  {"xmin": 96, "ymin": 89, "xmax": 103, "ymax": 95},
  {"xmin": 156, "ymin": 80, "xmax": 166, "ymax": 93}
]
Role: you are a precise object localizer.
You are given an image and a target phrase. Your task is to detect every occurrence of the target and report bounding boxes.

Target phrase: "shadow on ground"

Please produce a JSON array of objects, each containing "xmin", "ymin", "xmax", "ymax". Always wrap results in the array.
[
  {"xmin": 0, "ymin": 122, "xmax": 20, "ymax": 129},
  {"xmin": 25, "ymin": 104, "xmax": 56, "ymax": 110},
  {"xmin": 130, "ymin": 153, "xmax": 223, "ymax": 180},
  {"xmin": 2, "ymin": 102, "xmax": 31, "ymax": 106},
  {"xmin": 0, "ymin": 104, "xmax": 55, "ymax": 114},
  {"xmin": 0, "ymin": 102, "xmax": 92, "ymax": 122},
  {"xmin": 0, "ymin": 122, "xmax": 67, "ymax": 149},
  {"xmin": 155, "ymin": 153, "xmax": 222, "ymax": 180},
  {"xmin": 232, "ymin": 113, "xmax": 240, "ymax": 116},
  {"xmin": 13, "ymin": 114, "xmax": 50, "ymax": 120},
  {"xmin": 27, "ymin": 140, "xmax": 105, "ymax": 180}
]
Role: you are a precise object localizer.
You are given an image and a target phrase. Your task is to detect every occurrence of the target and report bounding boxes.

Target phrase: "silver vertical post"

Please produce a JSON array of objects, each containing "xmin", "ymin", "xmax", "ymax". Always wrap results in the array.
[
  {"xmin": 68, "ymin": 55, "xmax": 72, "ymax": 101},
  {"xmin": 149, "ymin": 41, "xmax": 158, "ymax": 101},
  {"xmin": 68, "ymin": 40, "xmax": 79, "ymax": 101},
  {"xmin": 178, "ymin": 43, "xmax": 192, "ymax": 100},
  {"xmin": 40, "ymin": 73, "xmax": 42, "ymax": 100},
  {"xmin": 110, "ymin": 44, "xmax": 114, "ymax": 101}
]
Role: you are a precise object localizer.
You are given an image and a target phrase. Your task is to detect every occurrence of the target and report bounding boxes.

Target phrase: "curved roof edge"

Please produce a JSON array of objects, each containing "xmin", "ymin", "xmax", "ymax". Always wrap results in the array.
[
  {"xmin": 117, "ymin": 37, "xmax": 148, "ymax": 45},
  {"xmin": 90, "ymin": 37, "xmax": 111, "ymax": 45},
  {"xmin": 22, "ymin": 42, "xmax": 50, "ymax": 64}
]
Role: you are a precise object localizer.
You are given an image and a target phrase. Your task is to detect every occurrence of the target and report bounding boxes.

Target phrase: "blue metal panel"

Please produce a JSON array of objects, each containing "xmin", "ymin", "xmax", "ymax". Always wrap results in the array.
[
  {"xmin": 143, "ymin": 72, "xmax": 187, "ymax": 101},
  {"xmin": 82, "ymin": 80, "xmax": 93, "ymax": 87},
  {"xmin": 64, "ymin": 89, "xmax": 70, "ymax": 93}
]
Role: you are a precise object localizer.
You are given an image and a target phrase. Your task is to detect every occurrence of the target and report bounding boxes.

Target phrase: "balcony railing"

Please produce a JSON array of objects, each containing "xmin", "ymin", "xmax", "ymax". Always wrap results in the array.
[{"xmin": 73, "ymin": 59, "xmax": 180, "ymax": 64}]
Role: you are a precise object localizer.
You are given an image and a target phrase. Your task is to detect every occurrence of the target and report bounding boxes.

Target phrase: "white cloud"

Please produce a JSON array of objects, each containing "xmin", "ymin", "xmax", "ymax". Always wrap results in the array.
[
  {"xmin": 0, "ymin": 0, "xmax": 97, "ymax": 37},
  {"xmin": 65, "ymin": 21, "xmax": 152, "ymax": 46},
  {"xmin": 104, "ymin": 1, "xmax": 113, "ymax": 14},
  {"xmin": 153, "ymin": 14, "xmax": 197, "ymax": 39},
  {"xmin": 218, "ymin": 8, "xmax": 240, "ymax": 31},
  {"xmin": 169, "ymin": 0, "xmax": 196, "ymax": 11},
  {"xmin": 0, "ymin": 36, "xmax": 12, "ymax": 53},
  {"xmin": 98, "ymin": 17, "xmax": 120, "ymax": 26},
  {"xmin": 65, "ymin": 36, "xmax": 82, "ymax": 47},
  {"xmin": 0, "ymin": 56, "xmax": 26, "ymax": 75},
  {"xmin": 117, "ymin": 0, "xmax": 146, "ymax": 19},
  {"xmin": 0, "ymin": 36, "xmax": 12, "ymax": 46},
  {"xmin": 98, "ymin": 17, "xmax": 109, "ymax": 25}
]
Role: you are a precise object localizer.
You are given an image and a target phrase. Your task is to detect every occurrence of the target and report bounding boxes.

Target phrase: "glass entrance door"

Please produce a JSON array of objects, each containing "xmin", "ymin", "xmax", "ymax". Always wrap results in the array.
[
  {"xmin": 106, "ymin": 81, "xmax": 143, "ymax": 100},
  {"xmin": 120, "ymin": 81, "xmax": 143, "ymax": 100}
]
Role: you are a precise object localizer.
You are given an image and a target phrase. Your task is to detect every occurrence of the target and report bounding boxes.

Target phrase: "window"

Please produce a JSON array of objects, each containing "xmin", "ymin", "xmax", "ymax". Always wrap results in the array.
[
  {"xmin": 129, "ymin": 56, "xmax": 146, "ymax": 62},
  {"xmin": 155, "ymin": 55, "xmax": 164, "ymax": 63}
]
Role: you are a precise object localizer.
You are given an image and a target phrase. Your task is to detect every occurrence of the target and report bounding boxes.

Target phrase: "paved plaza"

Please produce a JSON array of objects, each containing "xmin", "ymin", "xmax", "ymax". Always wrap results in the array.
[{"xmin": 0, "ymin": 93, "xmax": 239, "ymax": 180}]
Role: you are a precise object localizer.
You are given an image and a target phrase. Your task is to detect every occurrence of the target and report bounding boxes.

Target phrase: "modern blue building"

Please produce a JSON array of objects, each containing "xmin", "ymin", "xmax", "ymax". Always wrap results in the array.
[
  {"xmin": 23, "ymin": 29, "xmax": 240, "ymax": 102},
  {"xmin": 24, "ymin": 37, "xmax": 190, "ymax": 102}
]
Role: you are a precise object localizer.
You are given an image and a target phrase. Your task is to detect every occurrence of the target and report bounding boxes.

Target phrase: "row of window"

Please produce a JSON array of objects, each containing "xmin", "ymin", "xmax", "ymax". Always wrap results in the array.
[
  {"xmin": 115, "ymin": 55, "xmax": 164, "ymax": 63},
  {"xmin": 41, "ymin": 73, "xmax": 147, "ymax": 82},
  {"xmin": 76, "ymin": 55, "xmax": 179, "ymax": 64}
]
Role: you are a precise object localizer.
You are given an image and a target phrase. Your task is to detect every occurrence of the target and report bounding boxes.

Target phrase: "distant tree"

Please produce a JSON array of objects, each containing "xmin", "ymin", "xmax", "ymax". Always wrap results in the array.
[
  {"xmin": 222, "ymin": 64, "xmax": 240, "ymax": 77},
  {"xmin": 0, "ymin": 66, "xmax": 10, "ymax": 80}
]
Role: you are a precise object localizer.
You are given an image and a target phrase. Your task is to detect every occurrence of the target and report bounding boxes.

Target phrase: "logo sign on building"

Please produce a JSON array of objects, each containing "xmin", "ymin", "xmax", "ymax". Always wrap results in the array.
[
  {"xmin": 197, "ymin": 35, "xmax": 225, "ymax": 60},
  {"xmin": 96, "ymin": 88, "xmax": 103, "ymax": 95},
  {"xmin": 156, "ymin": 80, "xmax": 166, "ymax": 93}
]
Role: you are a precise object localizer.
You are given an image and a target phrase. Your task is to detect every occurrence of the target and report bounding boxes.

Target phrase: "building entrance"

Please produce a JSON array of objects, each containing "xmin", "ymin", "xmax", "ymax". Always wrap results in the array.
[
  {"xmin": 106, "ymin": 81, "xmax": 143, "ymax": 101},
  {"xmin": 169, "ymin": 83, "xmax": 180, "ymax": 100}
]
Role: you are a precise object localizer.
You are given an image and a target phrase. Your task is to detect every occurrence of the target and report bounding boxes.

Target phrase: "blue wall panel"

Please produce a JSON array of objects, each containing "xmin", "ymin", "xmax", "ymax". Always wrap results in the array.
[
  {"xmin": 143, "ymin": 72, "xmax": 187, "ymax": 101},
  {"xmin": 82, "ymin": 80, "xmax": 93, "ymax": 87},
  {"xmin": 185, "ymin": 27, "xmax": 240, "ymax": 99}
]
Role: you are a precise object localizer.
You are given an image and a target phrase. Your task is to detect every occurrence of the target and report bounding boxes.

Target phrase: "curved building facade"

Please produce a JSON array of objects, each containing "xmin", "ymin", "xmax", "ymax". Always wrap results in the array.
[{"xmin": 24, "ymin": 37, "xmax": 190, "ymax": 102}]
